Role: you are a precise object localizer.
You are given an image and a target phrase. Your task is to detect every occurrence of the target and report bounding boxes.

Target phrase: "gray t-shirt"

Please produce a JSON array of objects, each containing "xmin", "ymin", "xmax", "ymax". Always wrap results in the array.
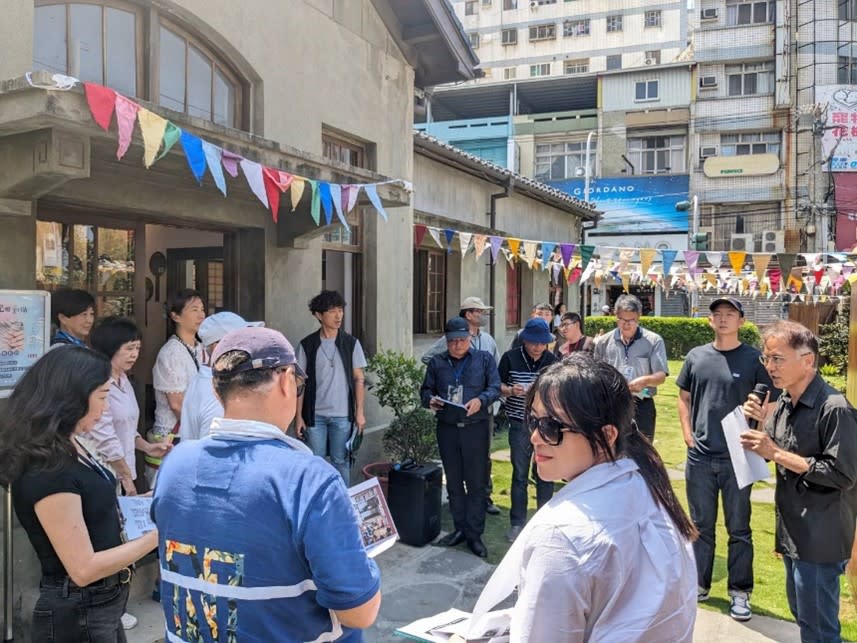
[
  {"xmin": 297, "ymin": 338, "xmax": 367, "ymax": 418},
  {"xmin": 592, "ymin": 327, "xmax": 669, "ymax": 396}
]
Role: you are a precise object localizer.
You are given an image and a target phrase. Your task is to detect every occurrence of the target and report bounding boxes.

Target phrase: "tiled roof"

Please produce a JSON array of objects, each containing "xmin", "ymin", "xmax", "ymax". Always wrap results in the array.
[{"xmin": 413, "ymin": 130, "xmax": 599, "ymax": 220}]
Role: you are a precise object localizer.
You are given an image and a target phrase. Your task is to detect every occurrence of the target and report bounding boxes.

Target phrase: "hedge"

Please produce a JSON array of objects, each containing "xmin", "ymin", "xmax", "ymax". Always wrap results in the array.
[{"xmin": 584, "ymin": 316, "xmax": 762, "ymax": 360}]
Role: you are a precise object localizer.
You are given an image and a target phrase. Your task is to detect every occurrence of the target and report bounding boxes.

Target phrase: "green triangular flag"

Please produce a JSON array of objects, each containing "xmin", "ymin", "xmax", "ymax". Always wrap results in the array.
[
  {"xmin": 579, "ymin": 245, "xmax": 596, "ymax": 272},
  {"xmin": 308, "ymin": 180, "xmax": 320, "ymax": 225},
  {"xmin": 156, "ymin": 122, "xmax": 182, "ymax": 161}
]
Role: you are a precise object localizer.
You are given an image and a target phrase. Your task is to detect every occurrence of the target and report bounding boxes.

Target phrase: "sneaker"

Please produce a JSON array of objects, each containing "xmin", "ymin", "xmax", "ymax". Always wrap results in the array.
[
  {"xmin": 121, "ymin": 613, "xmax": 138, "ymax": 630},
  {"xmin": 697, "ymin": 587, "xmax": 710, "ymax": 602},
  {"xmin": 505, "ymin": 525, "xmax": 523, "ymax": 543},
  {"xmin": 729, "ymin": 591, "xmax": 752, "ymax": 621},
  {"xmin": 485, "ymin": 501, "xmax": 501, "ymax": 516}
]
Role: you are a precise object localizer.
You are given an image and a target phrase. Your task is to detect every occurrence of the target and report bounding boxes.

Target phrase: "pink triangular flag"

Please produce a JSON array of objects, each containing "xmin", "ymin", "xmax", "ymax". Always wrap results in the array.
[
  {"xmin": 114, "ymin": 95, "xmax": 140, "ymax": 160},
  {"xmin": 474, "ymin": 234, "xmax": 488, "ymax": 258},
  {"xmin": 346, "ymin": 185, "xmax": 360, "ymax": 213},
  {"xmin": 221, "ymin": 150, "xmax": 242, "ymax": 178}
]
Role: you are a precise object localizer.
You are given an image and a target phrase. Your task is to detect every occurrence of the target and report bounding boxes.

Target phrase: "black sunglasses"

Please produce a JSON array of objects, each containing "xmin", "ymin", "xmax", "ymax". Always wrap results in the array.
[{"xmin": 525, "ymin": 413, "xmax": 574, "ymax": 446}]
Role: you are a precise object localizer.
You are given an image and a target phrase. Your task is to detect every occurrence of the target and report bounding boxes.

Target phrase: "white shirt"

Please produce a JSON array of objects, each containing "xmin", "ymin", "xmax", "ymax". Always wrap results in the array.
[
  {"xmin": 472, "ymin": 459, "xmax": 696, "ymax": 642},
  {"xmin": 152, "ymin": 337, "xmax": 202, "ymax": 435},
  {"xmin": 88, "ymin": 373, "xmax": 140, "ymax": 479},
  {"xmin": 180, "ymin": 366, "xmax": 222, "ymax": 441}
]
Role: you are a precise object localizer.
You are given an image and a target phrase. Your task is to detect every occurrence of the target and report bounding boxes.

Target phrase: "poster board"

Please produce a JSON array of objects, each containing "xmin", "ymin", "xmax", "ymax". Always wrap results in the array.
[{"xmin": 0, "ymin": 290, "xmax": 50, "ymax": 398}]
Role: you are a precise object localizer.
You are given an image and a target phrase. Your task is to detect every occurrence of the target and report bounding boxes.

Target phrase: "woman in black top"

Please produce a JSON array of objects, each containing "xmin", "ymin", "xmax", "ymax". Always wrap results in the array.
[{"xmin": 0, "ymin": 347, "xmax": 158, "ymax": 642}]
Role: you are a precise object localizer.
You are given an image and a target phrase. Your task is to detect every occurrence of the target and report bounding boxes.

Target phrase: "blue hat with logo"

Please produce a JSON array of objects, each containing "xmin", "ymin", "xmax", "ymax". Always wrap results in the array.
[
  {"xmin": 444, "ymin": 317, "xmax": 470, "ymax": 340},
  {"xmin": 519, "ymin": 318, "xmax": 554, "ymax": 344}
]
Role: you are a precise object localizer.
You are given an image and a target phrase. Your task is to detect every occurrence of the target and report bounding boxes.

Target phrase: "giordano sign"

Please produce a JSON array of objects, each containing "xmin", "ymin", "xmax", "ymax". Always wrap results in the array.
[{"xmin": 703, "ymin": 153, "xmax": 780, "ymax": 178}]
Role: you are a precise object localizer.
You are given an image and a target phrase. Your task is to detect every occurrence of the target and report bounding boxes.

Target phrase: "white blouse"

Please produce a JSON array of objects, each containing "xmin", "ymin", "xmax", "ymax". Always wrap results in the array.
[
  {"xmin": 87, "ymin": 373, "xmax": 140, "ymax": 479},
  {"xmin": 152, "ymin": 337, "xmax": 202, "ymax": 435}
]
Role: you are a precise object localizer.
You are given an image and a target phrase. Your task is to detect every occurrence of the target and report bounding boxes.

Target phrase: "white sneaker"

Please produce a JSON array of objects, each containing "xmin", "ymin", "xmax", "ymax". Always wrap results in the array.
[
  {"xmin": 121, "ymin": 612, "xmax": 138, "ymax": 630},
  {"xmin": 729, "ymin": 591, "xmax": 752, "ymax": 621},
  {"xmin": 697, "ymin": 587, "xmax": 710, "ymax": 602}
]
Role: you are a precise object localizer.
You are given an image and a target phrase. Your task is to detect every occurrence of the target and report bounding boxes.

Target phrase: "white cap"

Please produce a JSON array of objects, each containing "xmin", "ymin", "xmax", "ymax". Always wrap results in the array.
[{"xmin": 198, "ymin": 312, "xmax": 264, "ymax": 347}]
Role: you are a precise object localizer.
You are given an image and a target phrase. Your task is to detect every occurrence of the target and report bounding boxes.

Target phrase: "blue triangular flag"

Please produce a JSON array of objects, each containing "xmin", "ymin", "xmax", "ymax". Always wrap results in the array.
[
  {"xmin": 541, "ymin": 242, "xmax": 556, "ymax": 271},
  {"xmin": 444, "ymin": 228, "xmax": 455, "ymax": 254},
  {"xmin": 364, "ymin": 184, "xmax": 388, "ymax": 221},
  {"xmin": 180, "ymin": 131, "xmax": 207, "ymax": 184},
  {"xmin": 319, "ymin": 182, "xmax": 333, "ymax": 226},
  {"xmin": 201, "ymin": 141, "xmax": 226, "ymax": 196},
  {"xmin": 661, "ymin": 249, "xmax": 678, "ymax": 277},
  {"xmin": 329, "ymin": 183, "xmax": 349, "ymax": 231}
]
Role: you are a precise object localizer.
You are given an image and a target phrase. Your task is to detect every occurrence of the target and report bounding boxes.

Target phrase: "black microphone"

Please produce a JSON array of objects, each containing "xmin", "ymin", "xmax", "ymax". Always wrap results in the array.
[{"xmin": 747, "ymin": 383, "xmax": 769, "ymax": 431}]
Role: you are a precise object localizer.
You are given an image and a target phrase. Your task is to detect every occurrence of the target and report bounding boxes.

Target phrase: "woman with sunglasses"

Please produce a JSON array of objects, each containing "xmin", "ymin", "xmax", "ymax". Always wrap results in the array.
[
  {"xmin": 470, "ymin": 353, "xmax": 697, "ymax": 642},
  {"xmin": 0, "ymin": 347, "xmax": 157, "ymax": 642}
]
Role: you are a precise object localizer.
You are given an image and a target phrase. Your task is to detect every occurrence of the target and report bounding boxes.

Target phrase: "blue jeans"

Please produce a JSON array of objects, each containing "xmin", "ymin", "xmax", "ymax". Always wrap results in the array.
[
  {"xmin": 685, "ymin": 451, "xmax": 753, "ymax": 592},
  {"xmin": 307, "ymin": 415, "xmax": 351, "ymax": 483},
  {"xmin": 784, "ymin": 556, "xmax": 848, "ymax": 643},
  {"xmin": 509, "ymin": 419, "xmax": 554, "ymax": 526}
]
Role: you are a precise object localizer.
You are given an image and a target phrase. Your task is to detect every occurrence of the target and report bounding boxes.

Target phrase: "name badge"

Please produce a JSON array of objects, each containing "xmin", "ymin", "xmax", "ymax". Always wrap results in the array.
[{"xmin": 447, "ymin": 384, "xmax": 464, "ymax": 405}]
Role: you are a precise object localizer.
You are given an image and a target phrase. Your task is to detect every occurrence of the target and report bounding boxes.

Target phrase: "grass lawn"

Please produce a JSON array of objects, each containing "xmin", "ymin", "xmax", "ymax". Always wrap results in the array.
[{"xmin": 451, "ymin": 359, "xmax": 857, "ymax": 639}]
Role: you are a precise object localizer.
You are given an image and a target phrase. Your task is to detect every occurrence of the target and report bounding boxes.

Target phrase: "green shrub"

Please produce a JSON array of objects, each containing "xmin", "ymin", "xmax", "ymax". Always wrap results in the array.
[
  {"xmin": 818, "ymin": 298, "xmax": 850, "ymax": 376},
  {"xmin": 585, "ymin": 316, "xmax": 761, "ymax": 359}
]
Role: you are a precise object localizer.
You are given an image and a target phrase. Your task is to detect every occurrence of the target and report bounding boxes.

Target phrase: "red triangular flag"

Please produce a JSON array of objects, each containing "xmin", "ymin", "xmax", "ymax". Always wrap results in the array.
[
  {"xmin": 415, "ymin": 224, "xmax": 428, "ymax": 247},
  {"xmin": 262, "ymin": 167, "xmax": 281, "ymax": 223},
  {"xmin": 83, "ymin": 82, "xmax": 116, "ymax": 131}
]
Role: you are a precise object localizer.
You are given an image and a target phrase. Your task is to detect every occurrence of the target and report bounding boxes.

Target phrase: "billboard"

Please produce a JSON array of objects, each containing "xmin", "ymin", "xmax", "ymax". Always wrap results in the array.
[
  {"xmin": 547, "ymin": 175, "xmax": 690, "ymax": 234},
  {"xmin": 817, "ymin": 85, "xmax": 857, "ymax": 172}
]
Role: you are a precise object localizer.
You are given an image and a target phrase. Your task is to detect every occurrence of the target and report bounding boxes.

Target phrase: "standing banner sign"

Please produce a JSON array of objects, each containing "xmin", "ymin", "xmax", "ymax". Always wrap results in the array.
[{"xmin": 0, "ymin": 290, "xmax": 50, "ymax": 398}]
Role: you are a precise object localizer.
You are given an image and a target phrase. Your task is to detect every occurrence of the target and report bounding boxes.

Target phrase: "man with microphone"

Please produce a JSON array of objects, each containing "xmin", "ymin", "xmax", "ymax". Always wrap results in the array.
[
  {"xmin": 676, "ymin": 297, "xmax": 775, "ymax": 621},
  {"xmin": 742, "ymin": 320, "xmax": 857, "ymax": 643}
]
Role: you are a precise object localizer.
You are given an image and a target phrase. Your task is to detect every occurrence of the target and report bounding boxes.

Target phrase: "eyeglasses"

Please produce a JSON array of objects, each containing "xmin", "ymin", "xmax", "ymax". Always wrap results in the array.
[
  {"xmin": 759, "ymin": 352, "xmax": 812, "ymax": 366},
  {"xmin": 559, "ymin": 321, "xmax": 577, "ymax": 329},
  {"xmin": 281, "ymin": 366, "xmax": 306, "ymax": 396},
  {"xmin": 616, "ymin": 316, "xmax": 639, "ymax": 325},
  {"xmin": 525, "ymin": 413, "xmax": 574, "ymax": 446}
]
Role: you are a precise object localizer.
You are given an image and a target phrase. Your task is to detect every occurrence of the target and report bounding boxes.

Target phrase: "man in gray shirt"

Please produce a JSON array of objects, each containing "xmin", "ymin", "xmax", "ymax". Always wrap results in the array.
[
  {"xmin": 296, "ymin": 290, "xmax": 367, "ymax": 483},
  {"xmin": 592, "ymin": 294, "xmax": 668, "ymax": 441}
]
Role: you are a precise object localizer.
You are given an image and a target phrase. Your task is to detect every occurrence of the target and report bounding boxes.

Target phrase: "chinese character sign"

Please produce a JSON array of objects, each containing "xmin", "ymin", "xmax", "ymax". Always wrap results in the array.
[
  {"xmin": 0, "ymin": 291, "xmax": 50, "ymax": 398},
  {"xmin": 818, "ymin": 86, "xmax": 857, "ymax": 172}
]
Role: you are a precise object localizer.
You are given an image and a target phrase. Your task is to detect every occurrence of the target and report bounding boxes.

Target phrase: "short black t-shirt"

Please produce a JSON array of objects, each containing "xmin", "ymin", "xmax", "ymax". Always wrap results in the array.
[
  {"xmin": 13, "ymin": 459, "xmax": 122, "ymax": 577},
  {"xmin": 676, "ymin": 343, "xmax": 777, "ymax": 457}
]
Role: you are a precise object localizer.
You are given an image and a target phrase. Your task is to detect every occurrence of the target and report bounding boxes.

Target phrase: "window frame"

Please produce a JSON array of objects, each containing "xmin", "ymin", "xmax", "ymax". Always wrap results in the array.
[
  {"xmin": 534, "ymin": 139, "xmax": 593, "ymax": 181},
  {"xmin": 644, "ymin": 10, "xmax": 662, "ymax": 28},
  {"xmin": 529, "ymin": 63, "xmax": 551, "ymax": 77},
  {"xmin": 606, "ymin": 54, "xmax": 622, "ymax": 71},
  {"xmin": 468, "ymin": 32, "xmax": 480, "ymax": 49},
  {"xmin": 563, "ymin": 58, "xmax": 589, "ymax": 75},
  {"xmin": 726, "ymin": 61, "xmax": 774, "ymax": 96},
  {"xmin": 503, "ymin": 67, "xmax": 517, "ymax": 80},
  {"xmin": 719, "ymin": 131, "xmax": 781, "ymax": 157},
  {"xmin": 839, "ymin": 55, "xmax": 857, "ymax": 84},
  {"xmin": 726, "ymin": 0, "xmax": 775, "ymax": 25},
  {"xmin": 627, "ymin": 135, "xmax": 686, "ymax": 175},
  {"xmin": 634, "ymin": 80, "xmax": 659, "ymax": 102},
  {"xmin": 465, "ymin": 1, "xmax": 478, "ymax": 15},
  {"xmin": 528, "ymin": 23, "xmax": 557, "ymax": 41},
  {"xmin": 563, "ymin": 18, "xmax": 590, "ymax": 37},
  {"xmin": 606, "ymin": 14, "xmax": 623, "ymax": 33},
  {"xmin": 501, "ymin": 28, "xmax": 518, "ymax": 45}
]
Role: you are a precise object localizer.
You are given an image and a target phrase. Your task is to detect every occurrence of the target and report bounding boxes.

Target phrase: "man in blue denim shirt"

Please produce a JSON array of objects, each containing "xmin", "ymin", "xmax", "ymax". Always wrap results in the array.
[{"xmin": 421, "ymin": 317, "xmax": 501, "ymax": 558}]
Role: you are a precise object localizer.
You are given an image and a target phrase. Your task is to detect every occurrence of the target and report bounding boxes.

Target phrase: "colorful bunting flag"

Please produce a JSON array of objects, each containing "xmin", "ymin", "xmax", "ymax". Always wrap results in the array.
[
  {"xmin": 364, "ymin": 184, "xmax": 388, "ymax": 221},
  {"xmin": 474, "ymin": 234, "xmax": 488, "ymax": 258},
  {"xmin": 443, "ymin": 228, "xmax": 455, "ymax": 254},
  {"xmin": 752, "ymin": 253, "xmax": 772, "ymax": 280},
  {"xmin": 459, "ymin": 232, "xmax": 473, "ymax": 256},
  {"xmin": 330, "ymin": 183, "xmax": 349, "ymax": 230},
  {"xmin": 428, "ymin": 227, "xmax": 443, "ymax": 249},
  {"xmin": 221, "ymin": 150, "xmax": 241, "ymax": 177},
  {"xmin": 727, "ymin": 251, "xmax": 746, "ymax": 275},
  {"xmin": 308, "ymin": 180, "xmax": 321, "ymax": 225},
  {"xmin": 415, "ymin": 224, "xmax": 428, "ymax": 247},
  {"xmin": 639, "ymin": 248, "xmax": 656, "ymax": 278},
  {"xmin": 661, "ymin": 249, "xmax": 678, "ymax": 277},
  {"xmin": 202, "ymin": 142, "xmax": 227, "ymax": 197},
  {"xmin": 540, "ymin": 243, "xmax": 556, "ymax": 271},
  {"xmin": 319, "ymin": 182, "xmax": 334, "ymax": 226},
  {"xmin": 157, "ymin": 122, "xmax": 181, "ymax": 161},
  {"xmin": 560, "ymin": 243, "xmax": 575, "ymax": 269},
  {"xmin": 83, "ymin": 82, "xmax": 116, "ymax": 131},
  {"xmin": 239, "ymin": 159, "xmax": 268, "ymax": 209},
  {"xmin": 290, "ymin": 178, "xmax": 306, "ymax": 211},
  {"xmin": 489, "ymin": 236, "xmax": 503, "ymax": 264},
  {"xmin": 522, "ymin": 241, "xmax": 538, "ymax": 268},
  {"xmin": 114, "ymin": 95, "xmax": 139, "ymax": 160},
  {"xmin": 507, "ymin": 239, "xmax": 521, "ymax": 259},
  {"xmin": 179, "ymin": 131, "xmax": 207, "ymax": 183},
  {"xmin": 137, "ymin": 109, "xmax": 168, "ymax": 168}
]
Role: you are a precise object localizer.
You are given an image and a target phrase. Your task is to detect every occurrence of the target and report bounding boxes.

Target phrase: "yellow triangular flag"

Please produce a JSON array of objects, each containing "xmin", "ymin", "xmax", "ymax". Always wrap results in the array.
[
  {"xmin": 751, "ymin": 253, "xmax": 772, "ymax": 281},
  {"xmin": 507, "ymin": 238, "xmax": 521, "ymax": 258},
  {"xmin": 640, "ymin": 248, "xmax": 656, "ymax": 278},
  {"xmin": 621, "ymin": 273, "xmax": 630, "ymax": 293},
  {"xmin": 137, "ymin": 108, "xmax": 169, "ymax": 168},
  {"xmin": 290, "ymin": 178, "xmax": 306, "ymax": 211},
  {"xmin": 728, "ymin": 251, "xmax": 746, "ymax": 275}
]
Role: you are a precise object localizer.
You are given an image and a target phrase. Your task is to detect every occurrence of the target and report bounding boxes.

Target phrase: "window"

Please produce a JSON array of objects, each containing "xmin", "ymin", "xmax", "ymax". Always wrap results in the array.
[
  {"xmin": 482, "ymin": 0, "xmax": 492, "ymax": 5},
  {"xmin": 529, "ymin": 23, "xmax": 557, "ymax": 41},
  {"xmin": 635, "ymin": 80, "xmax": 659, "ymax": 101},
  {"xmin": 627, "ymin": 136, "xmax": 686, "ymax": 174},
  {"xmin": 503, "ymin": 67, "xmax": 517, "ymax": 79},
  {"xmin": 840, "ymin": 0, "xmax": 857, "ymax": 20},
  {"xmin": 645, "ymin": 50, "xmax": 661, "ymax": 65},
  {"xmin": 839, "ymin": 56, "xmax": 857, "ymax": 84},
  {"xmin": 502, "ymin": 28, "xmax": 518, "ymax": 45},
  {"xmin": 535, "ymin": 0, "xmax": 558, "ymax": 3},
  {"xmin": 413, "ymin": 250, "xmax": 446, "ymax": 334},
  {"xmin": 34, "ymin": 2, "xmax": 246, "ymax": 129},
  {"xmin": 33, "ymin": 2, "xmax": 140, "ymax": 97},
  {"xmin": 726, "ymin": 62, "xmax": 774, "ymax": 96},
  {"xmin": 720, "ymin": 131, "xmax": 781, "ymax": 156},
  {"xmin": 563, "ymin": 19, "xmax": 590, "ymax": 37},
  {"xmin": 530, "ymin": 63, "xmax": 551, "ymax": 77},
  {"xmin": 465, "ymin": 1, "xmax": 478, "ymax": 15},
  {"xmin": 535, "ymin": 140, "xmax": 594, "ymax": 181},
  {"xmin": 506, "ymin": 261, "xmax": 522, "ymax": 329},
  {"xmin": 36, "ymin": 220, "xmax": 136, "ymax": 318},
  {"xmin": 606, "ymin": 55, "xmax": 622, "ymax": 70},
  {"xmin": 645, "ymin": 10, "xmax": 662, "ymax": 27},
  {"xmin": 606, "ymin": 14, "xmax": 623, "ymax": 32},
  {"xmin": 468, "ymin": 32, "xmax": 480, "ymax": 48},
  {"xmin": 503, "ymin": 0, "xmax": 517, "ymax": 9},
  {"xmin": 726, "ymin": 0, "xmax": 774, "ymax": 25},
  {"xmin": 564, "ymin": 59, "xmax": 589, "ymax": 75}
]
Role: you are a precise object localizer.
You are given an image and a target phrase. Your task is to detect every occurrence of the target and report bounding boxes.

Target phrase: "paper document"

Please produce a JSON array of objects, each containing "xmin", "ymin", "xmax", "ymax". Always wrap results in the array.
[
  {"xmin": 721, "ymin": 406, "xmax": 772, "ymax": 489},
  {"xmin": 118, "ymin": 496, "xmax": 156, "ymax": 541},
  {"xmin": 432, "ymin": 396, "xmax": 468, "ymax": 410},
  {"xmin": 395, "ymin": 608, "xmax": 512, "ymax": 642},
  {"xmin": 348, "ymin": 477, "xmax": 399, "ymax": 558}
]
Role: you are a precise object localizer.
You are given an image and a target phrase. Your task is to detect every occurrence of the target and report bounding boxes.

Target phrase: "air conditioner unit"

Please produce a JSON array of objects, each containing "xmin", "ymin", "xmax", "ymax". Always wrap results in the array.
[
  {"xmin": 645, "ymin": 57, "xmax": 657, "ymax": 66},
  {"xmin": 529, "ymin": 0, "xmax": 538, "ymax": 8},
  {"xmin": 699, "ymin": 146, "xmax": 718, "ymax": 159},
  {"xmin": 730, "ymin": 233, "xmax": 755, "ymax": 252},
  {"xmin": 701, "ymin": 8, "xmax": 719, "ymax": 20},
  {"xmin": 762, "ymin": 229, "xmax": 785, "ymax": 253},
  {"xmin": 699, "ymin": 75, "xmax": 718, "ymax": 89}
]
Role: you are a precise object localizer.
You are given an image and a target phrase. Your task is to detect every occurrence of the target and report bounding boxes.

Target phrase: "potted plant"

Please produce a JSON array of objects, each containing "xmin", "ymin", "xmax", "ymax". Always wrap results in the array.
[{"xmin": 364, "ymin": 350, "xmax": 439, "ymax": 496}]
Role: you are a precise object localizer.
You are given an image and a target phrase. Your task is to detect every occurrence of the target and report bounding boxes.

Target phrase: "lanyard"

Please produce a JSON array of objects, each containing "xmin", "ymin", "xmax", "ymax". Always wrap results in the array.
[
  {"xmin": 54, "ymin": 330, "xmax": 86, "ymax": 346},
  {"xmin": 74, "ymin": 438, "xmax": 116, "ymax": 485},
  {"xmin": 446, "ymin": 354, "xmax": 471, "ymax": 385},
  {"xmin": 173, "ymin": 335, "xmax": 200, "ymax": 371},
  {"xmin": 519, "ymin": 347, "xmax": 538, "ymax": 373}
]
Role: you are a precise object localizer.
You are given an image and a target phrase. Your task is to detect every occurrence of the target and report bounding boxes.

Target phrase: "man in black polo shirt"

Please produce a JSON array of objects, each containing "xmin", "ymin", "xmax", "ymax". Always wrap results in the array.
[
  {"xmin": 742, "ymin": 320, "xmax": 857, "ymax": 643},
  {"xmin": 421, "ymin": 317, "xmax": 501, "ymax": 558},
  {"xmin": 677, "ymin": 297, "xmax": 776, "ymax": 621},
  {"xmin": 498, "ymin": 318, "xmax": 558, "ymax": 543}
]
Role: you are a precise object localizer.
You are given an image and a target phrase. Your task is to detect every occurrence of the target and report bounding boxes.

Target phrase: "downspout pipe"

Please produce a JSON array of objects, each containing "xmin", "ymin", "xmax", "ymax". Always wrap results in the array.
[{"xmin": 489, "ymin": 181, "xmax": 513, "ymax": 337}]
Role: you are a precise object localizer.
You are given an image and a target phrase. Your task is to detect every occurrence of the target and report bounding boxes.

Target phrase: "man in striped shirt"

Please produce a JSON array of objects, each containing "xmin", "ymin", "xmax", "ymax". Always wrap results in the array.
[{"xmin": 498, "ymin": 318, "xmax": 558, "ymax": 543}]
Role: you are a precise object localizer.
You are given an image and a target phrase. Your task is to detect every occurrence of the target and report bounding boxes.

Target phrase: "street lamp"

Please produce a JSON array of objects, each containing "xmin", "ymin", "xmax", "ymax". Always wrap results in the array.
[{"xmin": 676, "ymin": 195, "xmax": 700, "ymax": 316}]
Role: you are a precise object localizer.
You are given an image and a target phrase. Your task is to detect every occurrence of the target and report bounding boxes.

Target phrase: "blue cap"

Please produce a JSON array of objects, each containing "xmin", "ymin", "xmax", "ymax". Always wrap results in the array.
[
  {"xmin": 444, "ymin": 317, "xmax": 470, "ymax": 340},
  {"xmin": 519, "ymin": 318, "xmax": 554, "ymax": 344},
  {"xmin": 211, "ymin": 326, "xmax": 305, "ymax": 378}
]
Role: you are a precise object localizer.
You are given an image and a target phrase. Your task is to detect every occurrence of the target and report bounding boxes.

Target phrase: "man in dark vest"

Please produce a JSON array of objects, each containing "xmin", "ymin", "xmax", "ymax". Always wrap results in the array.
[{"xmin": 296, "ymin": 290, "xmax": 367, "ymax": 483}]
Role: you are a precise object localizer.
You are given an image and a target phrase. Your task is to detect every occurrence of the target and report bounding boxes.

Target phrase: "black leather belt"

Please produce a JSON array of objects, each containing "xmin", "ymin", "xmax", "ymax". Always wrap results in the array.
[{"xmin": 42, "ymin": 566, "xmax": 133, "ymax": 590}]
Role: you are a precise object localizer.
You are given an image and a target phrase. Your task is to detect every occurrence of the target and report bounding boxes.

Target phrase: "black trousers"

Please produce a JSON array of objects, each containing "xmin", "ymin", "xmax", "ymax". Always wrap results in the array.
[
  {"xmin": 437, "ymin": 419, "xmax": 490, "ymax": 540},
  {"xmin": 634, "ymin": 397, "xmax": 656, "ymax": 442}
]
